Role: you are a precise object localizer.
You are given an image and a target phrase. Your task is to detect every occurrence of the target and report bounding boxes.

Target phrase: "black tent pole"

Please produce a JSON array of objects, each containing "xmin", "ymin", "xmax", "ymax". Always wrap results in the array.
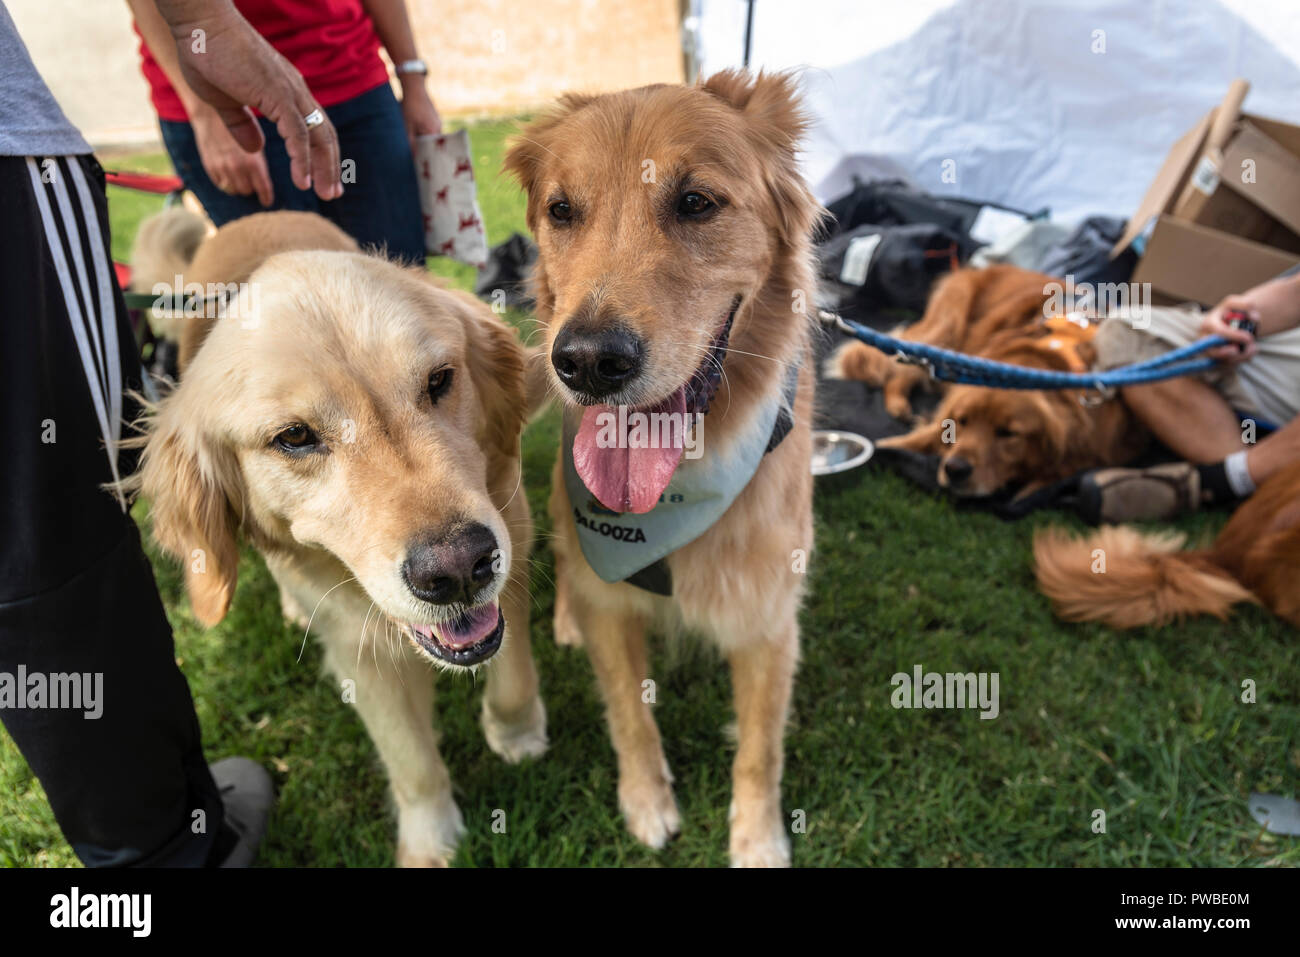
[{"xmin": 743, "ymin": 0, "xmax": 755, "ymax": 67}]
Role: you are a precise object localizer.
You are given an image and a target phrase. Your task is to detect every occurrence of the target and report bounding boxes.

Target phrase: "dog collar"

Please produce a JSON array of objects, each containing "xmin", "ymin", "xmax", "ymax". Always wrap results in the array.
[{"xmin": 562, "ymin": 357, "xmax": 801, "ymax": 596}]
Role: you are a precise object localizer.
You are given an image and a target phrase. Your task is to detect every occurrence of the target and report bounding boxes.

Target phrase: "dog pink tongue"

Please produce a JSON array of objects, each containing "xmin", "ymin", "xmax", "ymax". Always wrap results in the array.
[
  {"xmin": 574, "ymin": 388, "xmax": 687, "ymax": 514},
  {"xmin": 432, "ymin": 602, "xmax": 499, "ymax": 649}
]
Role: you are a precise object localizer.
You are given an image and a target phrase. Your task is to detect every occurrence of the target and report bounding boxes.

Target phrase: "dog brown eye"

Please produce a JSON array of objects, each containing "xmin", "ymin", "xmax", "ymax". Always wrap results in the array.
[
  {"xmin": 548, "ymin": 201, "xmax": 572, "ymax": 223},
  {"xmin": 677, "ymin": 191, "xmax": 713, "ymax": 217},
  {"xmin": 995, "ymin": 427, "xmax": 1018, "ymax": 439},
  {"xmin": 274, "ymin": 424, "xmax": 318, "ymax": 452},
  {"xmin": 428, "ymin": 367, "xmax": 454, "ymax": 404}
]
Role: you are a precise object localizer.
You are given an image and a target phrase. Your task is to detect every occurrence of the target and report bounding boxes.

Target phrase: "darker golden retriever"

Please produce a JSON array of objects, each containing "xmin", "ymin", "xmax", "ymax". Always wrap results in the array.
[
  {"xmin": 507, "ymin": 70, "xmax": 820, "ymax": 866},
  {"xmin": 829, "ymin": 264, "xmax": 1147, "ymax": 498}
]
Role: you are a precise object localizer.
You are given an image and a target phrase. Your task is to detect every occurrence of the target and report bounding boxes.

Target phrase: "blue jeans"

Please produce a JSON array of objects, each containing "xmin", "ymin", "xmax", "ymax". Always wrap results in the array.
[{"xmin": 160, "ymin": 83, "xmax": 425, "ymax": 264}]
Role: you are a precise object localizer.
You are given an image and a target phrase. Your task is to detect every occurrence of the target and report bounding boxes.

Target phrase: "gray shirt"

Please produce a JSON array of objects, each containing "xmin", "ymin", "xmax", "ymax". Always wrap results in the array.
[{"xmin": 0, "ymin": 1, "xmax": 91, "ymax": 156}]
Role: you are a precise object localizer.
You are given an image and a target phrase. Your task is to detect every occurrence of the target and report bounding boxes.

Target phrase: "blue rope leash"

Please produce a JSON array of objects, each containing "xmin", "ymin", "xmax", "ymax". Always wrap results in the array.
[{"xmin": 819, "ymin": 310, "xmax": 1228, "ymax": 392}]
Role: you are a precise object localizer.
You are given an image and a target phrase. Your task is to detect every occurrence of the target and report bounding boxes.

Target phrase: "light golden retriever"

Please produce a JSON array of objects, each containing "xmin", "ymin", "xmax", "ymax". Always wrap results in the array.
[
  {"xmin": 506, "ymin": 70, "xmax": 820, "ymax": 866},
  {"xmin": 126, "ymin": 211, "xmax": 546, "ymax": 866}
]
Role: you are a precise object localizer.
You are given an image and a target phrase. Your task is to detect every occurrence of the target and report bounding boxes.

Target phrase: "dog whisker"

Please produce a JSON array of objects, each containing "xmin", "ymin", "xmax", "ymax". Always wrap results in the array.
[
  {"xmin": 355, "ymin": 601, "xmax": 374, "ymax": 670},
  {"xmin": 298, "ymin": 576, "xmax": 359, "ymax": 663}
]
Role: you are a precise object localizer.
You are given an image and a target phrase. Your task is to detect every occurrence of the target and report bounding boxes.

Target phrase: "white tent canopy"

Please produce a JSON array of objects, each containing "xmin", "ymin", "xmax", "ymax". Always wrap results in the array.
[{"xmin": 695, "ymin": 0, "xmax": 1300, "ymax": 225}]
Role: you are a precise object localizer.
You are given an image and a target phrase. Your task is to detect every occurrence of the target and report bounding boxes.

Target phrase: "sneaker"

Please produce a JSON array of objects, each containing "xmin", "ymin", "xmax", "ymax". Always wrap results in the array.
[
  {"xmin": 1078, "ymin": 462, "xmax": 1202, "ymax": 524},
  {"xmin": 209, "ymin": 757, "xmax": 274, "ymax": 867}
]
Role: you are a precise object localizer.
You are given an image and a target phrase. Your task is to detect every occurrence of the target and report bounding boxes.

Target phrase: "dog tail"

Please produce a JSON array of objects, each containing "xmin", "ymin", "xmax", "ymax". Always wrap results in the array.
[
  {"xmin": 1032, "ymin": 524, "xmax": 1256, "ymax": 629},
  {"xmin": 128, "ymin": 207, "xmax": 209, "ymax": 295}
]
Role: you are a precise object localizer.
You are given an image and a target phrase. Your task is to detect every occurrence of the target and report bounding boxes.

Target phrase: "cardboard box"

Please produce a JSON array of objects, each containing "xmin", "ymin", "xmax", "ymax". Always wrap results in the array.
[
  {"xmin": 1114, "ymin": 79, "xmax": 1300, "ymax": 304},
  {"xmin": 1132, "ymin": 216, "xmax": 1299, "ymax": 308}
]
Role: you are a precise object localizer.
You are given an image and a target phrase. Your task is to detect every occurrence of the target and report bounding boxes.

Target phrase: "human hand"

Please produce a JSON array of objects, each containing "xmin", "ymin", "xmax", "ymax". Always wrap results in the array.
[
  {"xmin": 161, "ymin": 2, "xmax": 341, "ymax": 199},
  {"xmin": 1201, "ymin": 295, "xmax": 1261, "ymax": 363},
  {"xmin": 191, "ymin": 108, "xmax": 275, "ymax": 206},
  {"xmin": 400, "ymin": 80, "xmax": 442, "ymax": 154}
]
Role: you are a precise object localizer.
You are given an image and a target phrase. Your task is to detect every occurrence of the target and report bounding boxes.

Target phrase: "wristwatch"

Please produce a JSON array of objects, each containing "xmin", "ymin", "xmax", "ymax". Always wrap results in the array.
[{"xmin": 394, "ymin": 58, "xmax": 428, "ymax": 77}]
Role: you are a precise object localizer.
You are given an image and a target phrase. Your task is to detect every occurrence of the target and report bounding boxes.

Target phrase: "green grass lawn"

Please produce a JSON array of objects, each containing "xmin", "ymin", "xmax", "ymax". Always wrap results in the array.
[{"xmin": 2, "ymin": 118, "xmax": 1297, "ymax": 868}]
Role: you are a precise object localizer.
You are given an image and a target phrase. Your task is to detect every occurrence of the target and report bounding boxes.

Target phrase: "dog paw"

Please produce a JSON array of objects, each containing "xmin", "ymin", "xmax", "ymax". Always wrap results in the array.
[
  {"xmin": 396, "ymin": 844, "xmax": 451, "ymax": 868},
  {"xmin": 826, "ymin": 341, "xmax": 890, "ymax": 386},
  {"xmin": 883, "ymin": 390, "xmax": 916, "ymax": 421},
  {"xmin": 279, "ymin": 587, "xmax": 310, "ymax": 631},
  {"xmin": 619, "ymin": 772, "xmax": 681, "ymax": 850},
  {"xmin": 821, "ymin": 343, "xmax": 853, "ymax": 380},
  {"xmin": 730, "ymin": 831, "xmax": 791, "ymax": 868},
  {"xmin": 395, "ymin": 795, "xmax": 465, "ymax": 868},
  {"xmin": 482, "ymin": 695, "xmax": 548, "ymax": 763},
  {"xmin": 552, "ymin": 605, "xmax": 584, "ymax": 648},
  {"xmin": 729, "ymin": 802, "xmax": 791, "ymax": 868}
]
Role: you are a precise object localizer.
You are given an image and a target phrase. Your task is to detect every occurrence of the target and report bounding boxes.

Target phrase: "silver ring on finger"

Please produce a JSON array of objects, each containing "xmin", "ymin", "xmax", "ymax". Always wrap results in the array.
[{"xmin": 303, "ymin": 108, "xmax": 325, "ymax": 130}]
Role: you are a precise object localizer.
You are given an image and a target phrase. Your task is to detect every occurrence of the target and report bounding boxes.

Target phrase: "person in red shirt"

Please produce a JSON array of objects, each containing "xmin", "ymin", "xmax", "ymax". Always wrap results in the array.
[{"xmin": 130, "ymin": 0, "xmax": 436, "ymax": 262}]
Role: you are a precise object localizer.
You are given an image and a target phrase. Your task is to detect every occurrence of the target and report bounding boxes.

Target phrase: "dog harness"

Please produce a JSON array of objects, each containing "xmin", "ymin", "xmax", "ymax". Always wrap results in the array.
[
  {"xmin": 1032, "ymin": 313, "xmax": 1100, "ymax": 373},
  {"xmin": 562, "ymin": 359, "xmax": 801, "ymax": 596}
]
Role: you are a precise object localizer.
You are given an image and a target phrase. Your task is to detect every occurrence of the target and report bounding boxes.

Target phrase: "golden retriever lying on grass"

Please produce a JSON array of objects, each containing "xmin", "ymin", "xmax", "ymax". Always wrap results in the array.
[
  {"xmin": 506, "ymin": 70, "xmax": 820, "ymax": 866},
  {"xmin": 126, "ymin": 210, "xmax": 546, "ymax": 866},
  {"xmin": 827, "ymin": 265, "xmax": 1147, "ymax": 499}
]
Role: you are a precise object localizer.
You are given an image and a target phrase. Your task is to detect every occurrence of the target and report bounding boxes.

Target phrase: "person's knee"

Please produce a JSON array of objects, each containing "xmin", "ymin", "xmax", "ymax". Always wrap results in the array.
[
  {"xmin": 1119, "ymin": 381, "xmax": 1180, "ymax": 416},
  {"xmin": 1120, "ymin": 381, "xmax": 1241, "ymax": 462}
]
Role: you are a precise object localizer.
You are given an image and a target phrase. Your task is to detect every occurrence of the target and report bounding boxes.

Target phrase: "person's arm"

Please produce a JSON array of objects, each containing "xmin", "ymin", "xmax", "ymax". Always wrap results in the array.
[
  {"xmin": 360, "ymin": 0, "xmax": 442, "ymax": 148},
  {"xmin": 1201, "ymin": 271, "xmax": 1300, "ymax": 362},
  {"xmin": 127, "ymin": 0, "xmax": 274, "ymax": 205},
  {"xmin": 151, "ymin": 0, "xmax": 341, "ymax": 200}
]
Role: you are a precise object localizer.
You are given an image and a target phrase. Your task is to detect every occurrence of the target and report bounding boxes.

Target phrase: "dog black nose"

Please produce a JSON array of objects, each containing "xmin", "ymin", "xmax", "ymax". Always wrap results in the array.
[
  {"xmin": 402, "ymin": 523, "xmax": 499, "ymax": 605},
  {"xmin": 551, "ymin": 322, "xmax": 643, "ymax": 399},
  {"xmin": 944, "ymin": 457, "xmax": 973, "ymax": 484}
]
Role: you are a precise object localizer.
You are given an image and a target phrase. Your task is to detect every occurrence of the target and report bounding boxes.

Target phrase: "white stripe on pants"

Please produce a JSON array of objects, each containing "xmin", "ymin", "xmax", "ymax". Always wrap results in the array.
[{"xmin": 24, "ymin": 156, "xmax": 126, "ymax": 508}]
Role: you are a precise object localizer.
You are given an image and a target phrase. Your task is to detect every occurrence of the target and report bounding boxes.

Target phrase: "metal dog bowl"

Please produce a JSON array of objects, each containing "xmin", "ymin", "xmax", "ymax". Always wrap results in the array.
[{"xmin": 810, "ymin": 430, "xmax": 874, "ymax": 477}]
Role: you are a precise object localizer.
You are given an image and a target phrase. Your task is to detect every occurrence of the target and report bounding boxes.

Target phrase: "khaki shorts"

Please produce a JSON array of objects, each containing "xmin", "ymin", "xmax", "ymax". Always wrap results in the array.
[{"xmin": 1094, "ymin": 306, "xmax": 1300, "ymax": 427}]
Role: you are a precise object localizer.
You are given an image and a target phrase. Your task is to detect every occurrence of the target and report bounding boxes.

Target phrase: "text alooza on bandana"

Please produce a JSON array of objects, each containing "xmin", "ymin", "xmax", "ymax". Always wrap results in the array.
[
  {"xmin": 0, "ymin": 666, "xmax": 102, "ymax": 719},
  {"xmin": 890, "ymin": 665, "xmax": 999, "ymax": 720},
  {"xmin": 574, "ymin": 507, "xmax": 648, "ymax": 543},
  {"xmin": 575, "ymin": 487, "xmax": 688, "ymax": 541},
  {"xmin": 593, "ymin": 406, "xmax": 704, "ymax": 459}
]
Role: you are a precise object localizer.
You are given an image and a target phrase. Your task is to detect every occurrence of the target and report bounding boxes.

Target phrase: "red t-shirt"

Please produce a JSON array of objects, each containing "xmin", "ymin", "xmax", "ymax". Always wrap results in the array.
[{"xmin": 137, "ymin": 0, "xmax": 391, "ymax": 122}]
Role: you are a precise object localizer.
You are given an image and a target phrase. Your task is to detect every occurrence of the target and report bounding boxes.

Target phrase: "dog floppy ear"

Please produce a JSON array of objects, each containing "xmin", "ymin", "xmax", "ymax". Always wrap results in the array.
[
  {"xmin": 131, "ymin": 407, "xmax": 241, "ymax": 627},
  {"xmin": 702, "ymin": 70, "xmax": 821, "ymax": 248},
  {"xmin": 504, "ymin": 93, "xmax": 595, "ymax": 233},
  {"xmin": 877, "ymin": 417, "xmax": 946, "ymax": 454},
  {"xmin": 1026, "ymin": 391, "xmax": 1074, "ymax": 466},
  {"xmin": 460, "ymin": 296, "xmax": 527, "ymax": 465}
]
